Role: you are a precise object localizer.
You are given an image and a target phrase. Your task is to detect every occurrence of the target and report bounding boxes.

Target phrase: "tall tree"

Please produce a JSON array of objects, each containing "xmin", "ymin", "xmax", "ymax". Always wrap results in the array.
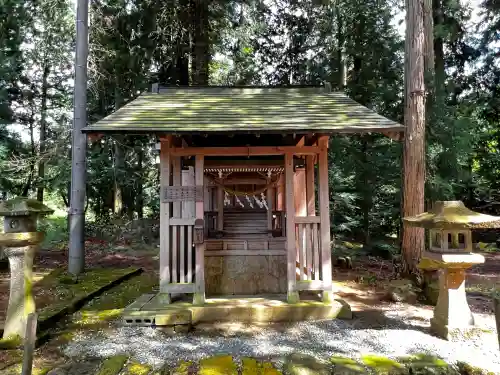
[{"xmin": 401, "ymin": 0, "xmax": 426, "ymax": 276}]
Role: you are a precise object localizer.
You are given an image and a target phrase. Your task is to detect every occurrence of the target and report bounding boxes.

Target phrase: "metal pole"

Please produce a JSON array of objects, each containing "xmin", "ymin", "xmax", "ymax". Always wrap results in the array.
[
  {"xmin": 68, "ymin": 0, "xmax": 89, "ymax": 275},
  {"xmin": 21, "ymin": 313, "xmax": 38, "ymax": 375}
]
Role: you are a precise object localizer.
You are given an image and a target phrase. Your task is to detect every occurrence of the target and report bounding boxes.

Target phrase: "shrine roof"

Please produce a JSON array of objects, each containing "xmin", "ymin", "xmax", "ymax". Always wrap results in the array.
[{"xmin": 82, "ymin": 86, "xmax": 404, "ymax": 135}]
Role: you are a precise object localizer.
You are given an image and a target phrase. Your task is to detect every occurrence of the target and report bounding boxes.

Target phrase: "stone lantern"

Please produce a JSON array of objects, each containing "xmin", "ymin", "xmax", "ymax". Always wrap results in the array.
[
  {"xmin": 0, "ymin": 197, "xmax": 53, "ymax": 341},
  {"xmin": 403, "ymin": 200, "xmax": 500, "ymax": 340}
]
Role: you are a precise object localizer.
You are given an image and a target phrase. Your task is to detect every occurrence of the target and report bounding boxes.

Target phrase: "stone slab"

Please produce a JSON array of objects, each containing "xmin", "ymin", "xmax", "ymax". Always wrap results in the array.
[
  {"xmin": 124, "ymin": 294, "xmax": 352, "ymax": 326},
  {"xmin": 205, "ymin": 255, "xmax": 287, "ymax": 295}
]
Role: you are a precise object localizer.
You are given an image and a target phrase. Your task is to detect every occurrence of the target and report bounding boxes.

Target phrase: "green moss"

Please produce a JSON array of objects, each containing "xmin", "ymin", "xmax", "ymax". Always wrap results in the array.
[
  {"xmin": 124, "ymin": 361, "xmax": 152, "ymax": 375},
  {"xmin": 456, "ymin": 362, "xmax": 496, "ymax": 375},
  {"xmin": 38, "ymin": 267, "xmax": 140, "ymax": 321},
  {"xmin": 0, "ymin": 197, "xmax": 53, "ymax": 216},
  {"xmin": 97, "ymin": 355, "xmax": 129, "ymax": 375},
  {"xmin": 199, "ymin": 355, "xmax": 237, "ymax": 375},
  {"xmin": 172, "ymin": 360, "xmax": 192, "ymax": 375},
  {"xmin": 261, "ymin": 361, "xmax": 281, "ymax": 375},
  {"xmin": 83, "ymin": 272, "xmax": 157, "ymax": 311},
  {"xmin": 361, "ymin": 354, "xmax": 404, "ymax": 373},
  {"xmin": 242, "ymin": 358, "xmax": 259, "ymax": 375},
  {"xmin": 241, "ymin": 358, "xmax": 282, "ymax": 375},
  {"xmin": 34, "ymin": 367, "xmax": 53, "ymax": 375},
  {"xmin": 330, "ymin": 355, "xmax": 365, "ymax": 373},
  {"xmin": 0, "ymin": 335, "xmax": 23, "ymax": 349}
]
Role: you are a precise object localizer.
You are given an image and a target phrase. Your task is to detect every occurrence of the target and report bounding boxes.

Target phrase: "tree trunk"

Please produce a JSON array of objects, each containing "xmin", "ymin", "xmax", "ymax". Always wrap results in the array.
[
  {"xmin": 136, "ymin": 145, "xmax": 144, "ymax": 219},
  {"xmin": 113, "ymin": 87, "xmax": 124, "ymax": 216},
  {"xmin": 113, "ymin": 139, "xmax": 124, "ymax": 215},
  {"xmin": 361, "ymin": 136, "xmax": 371, "ymax": 245},
  {"xmin": 22, "ymin": 97, "xmax": 37, "ymax": 197},
  {"xmin": 37, "ymin": 64, "xmax": 50, "ymax": 202},
  {"xmin": 68, "ymin": 0, "xmax": 89, "ymax": 276},
  {"xmin": 336, "ymin": 3, "xmax": 346, "ymax": 89},
  {"xmin": 433, "ymin": 0, "xmax": 446, "ymax": 95},
  {"xmin": 191, "ymin": 0, "xmax": 210, "ymax": 85},
  {"xmin": 401, "ymin": 0, "xmax": 426, "ymax": 277}
]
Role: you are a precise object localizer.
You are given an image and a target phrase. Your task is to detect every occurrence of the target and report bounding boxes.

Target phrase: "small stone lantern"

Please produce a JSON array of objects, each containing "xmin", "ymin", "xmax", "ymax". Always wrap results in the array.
[
  {"xmin": 404, "ymin": 201, "xmax": 500, "ymax": 340},
  {"xmin": 0, "ymin": 197, "xmax": 53, "ymax": 341}
]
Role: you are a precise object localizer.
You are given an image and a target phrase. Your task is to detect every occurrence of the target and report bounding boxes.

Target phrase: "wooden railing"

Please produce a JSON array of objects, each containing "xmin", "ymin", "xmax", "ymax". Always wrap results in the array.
[
  {"xmin": 165, "ymin": 218, "xmax": 196, "ymax": 293},
  {"xmin": 295, "ymin": 216, "xmax": 324, "ymax": 290}
]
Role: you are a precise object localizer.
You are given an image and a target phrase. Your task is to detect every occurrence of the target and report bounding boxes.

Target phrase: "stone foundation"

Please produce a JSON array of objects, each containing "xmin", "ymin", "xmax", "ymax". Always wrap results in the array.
[{"xmin": 205, "ymin": 255, "xmax": 287, "ymax": 295}]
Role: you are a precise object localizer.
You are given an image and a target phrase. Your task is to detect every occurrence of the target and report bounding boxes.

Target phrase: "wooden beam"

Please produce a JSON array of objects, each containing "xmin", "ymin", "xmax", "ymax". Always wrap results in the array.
[
  {"xmin": 205, "ymin": 250, "xmax": 286, "ymax": 256},
  {"xmin": 171, "ymin": 145, "xmax": 320, "ymax": 157},
  {"xmin": 296, "ymin": 280, "xmax": 325, "ymax": 291},
  {"xmin": 193, "ymin": 154, "xmax": 205, "ymax": 305},
  {"xmin": 159, "ymin": 136, "xmax": 172, "ymax": 297},
  {"xmin": 294, "ymin": 167, "xmax": 307, "ymax": 217},
  {"xmin": 172, "ymin": 156, "xmax": 181, "ymax": 284},
  {"xmin": 295, "ymin": 135, "xmax": 306, "ymax": 147},
  {"xmin": 201, "ymin": 159, "xmax": 285, "ymax": 169},
  {"xmin": 285, "ymin": 153, "xmax": 299, "ymax": 303},
  {"xmin": 267, "ymin": 185, "xmax": 274, "ymax": 235},
  {"xmin": 277, "ymin": 174, "xmax": 285, "ymax": 211},
  {"xmin": 306, "ymin": 155, "xmax": 316, "ymax": 216},
  {"xmin": 217, "ymin": 186, "xmax": 224, "ymax": 231},
  {"xmin": 218, "ymin": 178, "xmax": 267, "ymax": 185},
  {"xmin": 295, "ymin": 216, "xmax": 321, "ymax": 224},
  {"xmin": 381, "ymin": 131, "xmax": 404, "ymax": 141},
  {"xmin": 318, "ymin": 136, "xmax": 333, "ymax": 302},
  {"xmin": 170, "ymin": 218, "xmax": 196, "ymax": 226},
  {"xmin": 164, "ymin": 283, "xmax": 195, "ymax": 294}
]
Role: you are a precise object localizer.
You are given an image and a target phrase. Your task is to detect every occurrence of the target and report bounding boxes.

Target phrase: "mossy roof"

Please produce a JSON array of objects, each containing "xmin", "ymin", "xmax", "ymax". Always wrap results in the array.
[
  {"xmin": 0, "ymin": 197, "xmax": 54, "ymax": 217},
  {"xmin": 82, "ymin": 87, "xmax": 404, "ymax": 134},
  {"xmin": 403, "ymin": 201, "xmax": 500, "ymax": 229}
]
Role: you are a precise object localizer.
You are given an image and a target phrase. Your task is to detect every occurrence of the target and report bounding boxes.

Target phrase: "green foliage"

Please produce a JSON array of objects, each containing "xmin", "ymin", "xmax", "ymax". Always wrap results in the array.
[
  {"xmin": 38, "ymin": 215, "xmax": 68, "ymax": 248},
  {"xmin": 0, "ymin": 0, "xmax": 498, "ymax": 257}
]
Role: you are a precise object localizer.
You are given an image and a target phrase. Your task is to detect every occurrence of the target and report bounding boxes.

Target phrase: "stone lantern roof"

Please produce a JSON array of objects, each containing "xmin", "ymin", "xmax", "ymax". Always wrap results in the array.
[
  {"xmin": 0, "ymin": 197, "xmax": 54, "ymax": 217},
  {"xmin": 403, "ymin": 200, "xmax": 500, "ymax": 230}
]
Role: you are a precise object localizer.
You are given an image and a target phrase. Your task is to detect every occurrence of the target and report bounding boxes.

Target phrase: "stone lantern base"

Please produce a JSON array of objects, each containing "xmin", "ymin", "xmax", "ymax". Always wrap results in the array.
[
  {"xmin": 0, "ymin": 232, "xmax": 44, "ymax": 340},
  {"xmin": 422, "ymin": 251, "xmax": 485, "ymax": 340}
]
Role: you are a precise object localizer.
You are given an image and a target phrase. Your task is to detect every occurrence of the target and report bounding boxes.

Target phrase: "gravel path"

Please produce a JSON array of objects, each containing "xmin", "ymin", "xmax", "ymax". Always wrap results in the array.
[{"xmin": 63, "ymin": 308, "xmax": 500, "ymax": 373}]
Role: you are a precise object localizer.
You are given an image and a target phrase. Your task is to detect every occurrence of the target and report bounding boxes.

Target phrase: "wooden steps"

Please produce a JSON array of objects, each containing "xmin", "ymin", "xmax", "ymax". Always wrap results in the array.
[{"xmin": 223, "ymin": 209, "xmax": 268, "ymax": 237}]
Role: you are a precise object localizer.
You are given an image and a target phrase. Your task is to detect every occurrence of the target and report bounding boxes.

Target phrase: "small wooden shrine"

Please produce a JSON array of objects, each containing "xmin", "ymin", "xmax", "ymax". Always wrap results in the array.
[{"xmin": 83, "ymin": 85, "xmax": 404, "ymax": 324}]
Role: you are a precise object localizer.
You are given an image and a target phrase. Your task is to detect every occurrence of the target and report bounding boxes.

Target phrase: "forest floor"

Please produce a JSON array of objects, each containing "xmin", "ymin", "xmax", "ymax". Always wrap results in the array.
[{"xmin": 0, "ymin": 240, "xmax": 499, "ymax": 374}]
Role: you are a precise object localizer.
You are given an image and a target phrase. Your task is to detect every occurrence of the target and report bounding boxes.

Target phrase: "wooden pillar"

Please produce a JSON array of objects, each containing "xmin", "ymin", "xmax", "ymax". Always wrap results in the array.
[
  {"xmin": 294, "ymin": 167, "xmax": 307, "ymax": 217},
  {"xmin": 193, "ymin": 154, "xmax": 205, "ymax": 305},
  {"xmin": 217, "ymin": 186, "xmax": 224, "ymax": 231},
  {"xmin": 285, "ymin": 153, "xmax": 299, "ymax": 303},
  {"xmin": 182, "ymin": 167, "xmax": 195, "ymax": 218},
  {"xmin": 306, "ymin": 156, "xmax": 316, "ymax": 216},
  {"xmin": 172, "ymin": 156, "xmax": 181, "ymax": 284},
  {"xmin": 267, "ymin": 185, "xmax": 274, "ymax": 235},
  {"xmin": 159, "ymin": 136, "xmax": 172, "ymax": 300},
  {"xmin": 277, "ymin": 174, "xmax": 284, "ymax": 211},
  {"xmin": 318, "ymin": 137, "xmax": 333, "ymax": 303}
]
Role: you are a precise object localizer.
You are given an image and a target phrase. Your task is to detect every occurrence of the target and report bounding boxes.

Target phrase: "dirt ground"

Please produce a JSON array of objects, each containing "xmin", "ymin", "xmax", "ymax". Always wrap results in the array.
[
  {"xmin": 0, "ymin": 241, "xmax": 497, "ymax": 327},
  {"xmin": 0, "ymin": 242, "xmax": 499, "ymax": 373}
]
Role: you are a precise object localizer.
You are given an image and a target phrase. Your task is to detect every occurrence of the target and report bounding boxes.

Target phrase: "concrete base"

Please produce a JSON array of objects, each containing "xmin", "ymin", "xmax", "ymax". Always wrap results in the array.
[
  {"xmin": 123, "ymin": 294, "xmax": 352, "ymax": 326},
  {"xmin": 422, "ymin": 251, "xmax": 484, "ymax": 340},
  {"xmin": 430, "ymin": 318, "xmax": 480, "ymax": 341}
]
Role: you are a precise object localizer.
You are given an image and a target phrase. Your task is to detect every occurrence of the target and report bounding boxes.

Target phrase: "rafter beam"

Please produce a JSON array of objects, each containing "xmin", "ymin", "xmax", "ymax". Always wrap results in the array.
[{"xmin": 170, "ymin": 145, "xmax": 322, "ymax": 157}]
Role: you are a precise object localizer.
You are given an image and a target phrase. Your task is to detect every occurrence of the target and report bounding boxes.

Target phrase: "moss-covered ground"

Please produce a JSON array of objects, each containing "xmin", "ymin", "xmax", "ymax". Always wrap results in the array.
[{"xmin": 1, "ymin": 353, "xmax": 490, "ymax": 375}]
